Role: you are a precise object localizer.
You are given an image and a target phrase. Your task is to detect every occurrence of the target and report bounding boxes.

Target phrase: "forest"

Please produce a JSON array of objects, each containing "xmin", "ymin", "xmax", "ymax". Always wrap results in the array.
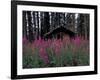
[
  {"xmin": 23, "ymin": 11, "xmax": 89, "ymax": 42},
  {"xmin": 23, "ymin": 11, "xmax": 90, "ymax": 68}
]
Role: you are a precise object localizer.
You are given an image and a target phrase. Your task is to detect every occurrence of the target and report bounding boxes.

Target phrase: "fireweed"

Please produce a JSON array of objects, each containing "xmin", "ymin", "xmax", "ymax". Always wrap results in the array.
[{"xmin": 23, "ymin": 36, "xmax": 89, "ymax": 68}]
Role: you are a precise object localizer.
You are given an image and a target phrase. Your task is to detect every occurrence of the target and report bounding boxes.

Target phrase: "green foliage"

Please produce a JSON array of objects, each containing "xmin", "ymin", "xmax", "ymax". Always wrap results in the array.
[{"xmin": 23, "ymin": 48, "xmax": 45, "ymax": 68}]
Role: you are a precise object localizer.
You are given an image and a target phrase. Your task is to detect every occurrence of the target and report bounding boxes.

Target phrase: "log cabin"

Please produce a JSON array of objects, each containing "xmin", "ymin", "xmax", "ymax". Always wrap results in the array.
[{"xmin": 44, "ymin": 26, "xmax": 76, "ymax": 39}]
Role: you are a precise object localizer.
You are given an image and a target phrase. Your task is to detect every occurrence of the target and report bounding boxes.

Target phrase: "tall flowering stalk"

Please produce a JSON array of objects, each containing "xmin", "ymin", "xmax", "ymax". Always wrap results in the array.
[
  {"xmin": 51, "ymin": 39, "xmax": 63, "ymax": 56},
  {"xmin": 39, "ymin": 47, "xmax": 49, "ymax": 64},
  {"xmin": 72, "ymin": 36, "xmax": 81, "ymax": 46},
  {"xmin": 23, "ymin": 36, "xmax": 89, "ymax": 68},
  {"xmin": 23, "ymin": 36, "xmax": 29, "ymax": 45}
]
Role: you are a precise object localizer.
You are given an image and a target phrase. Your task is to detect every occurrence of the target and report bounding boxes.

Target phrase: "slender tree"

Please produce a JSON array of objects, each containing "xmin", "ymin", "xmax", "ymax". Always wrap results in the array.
[{"xmin": 27, "ymin": 11, "xmax": 34, "ymax": 42}]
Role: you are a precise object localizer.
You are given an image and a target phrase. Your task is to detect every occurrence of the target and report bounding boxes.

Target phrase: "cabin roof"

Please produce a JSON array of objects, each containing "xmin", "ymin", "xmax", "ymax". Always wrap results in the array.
[{"xmin": 44, "ymin": 26, "xmax": 76, "ymax": 37}]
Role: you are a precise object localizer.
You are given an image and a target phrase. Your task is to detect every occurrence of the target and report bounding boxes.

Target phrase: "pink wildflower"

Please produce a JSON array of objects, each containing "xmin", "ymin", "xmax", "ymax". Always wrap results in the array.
[
  {"xmin": 23, "ymin": 37, "xmax": 28, "ymax": 44},
  {"xmin": 72, "ymin": 36, "xmax": 81, "ymax": 46}
]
